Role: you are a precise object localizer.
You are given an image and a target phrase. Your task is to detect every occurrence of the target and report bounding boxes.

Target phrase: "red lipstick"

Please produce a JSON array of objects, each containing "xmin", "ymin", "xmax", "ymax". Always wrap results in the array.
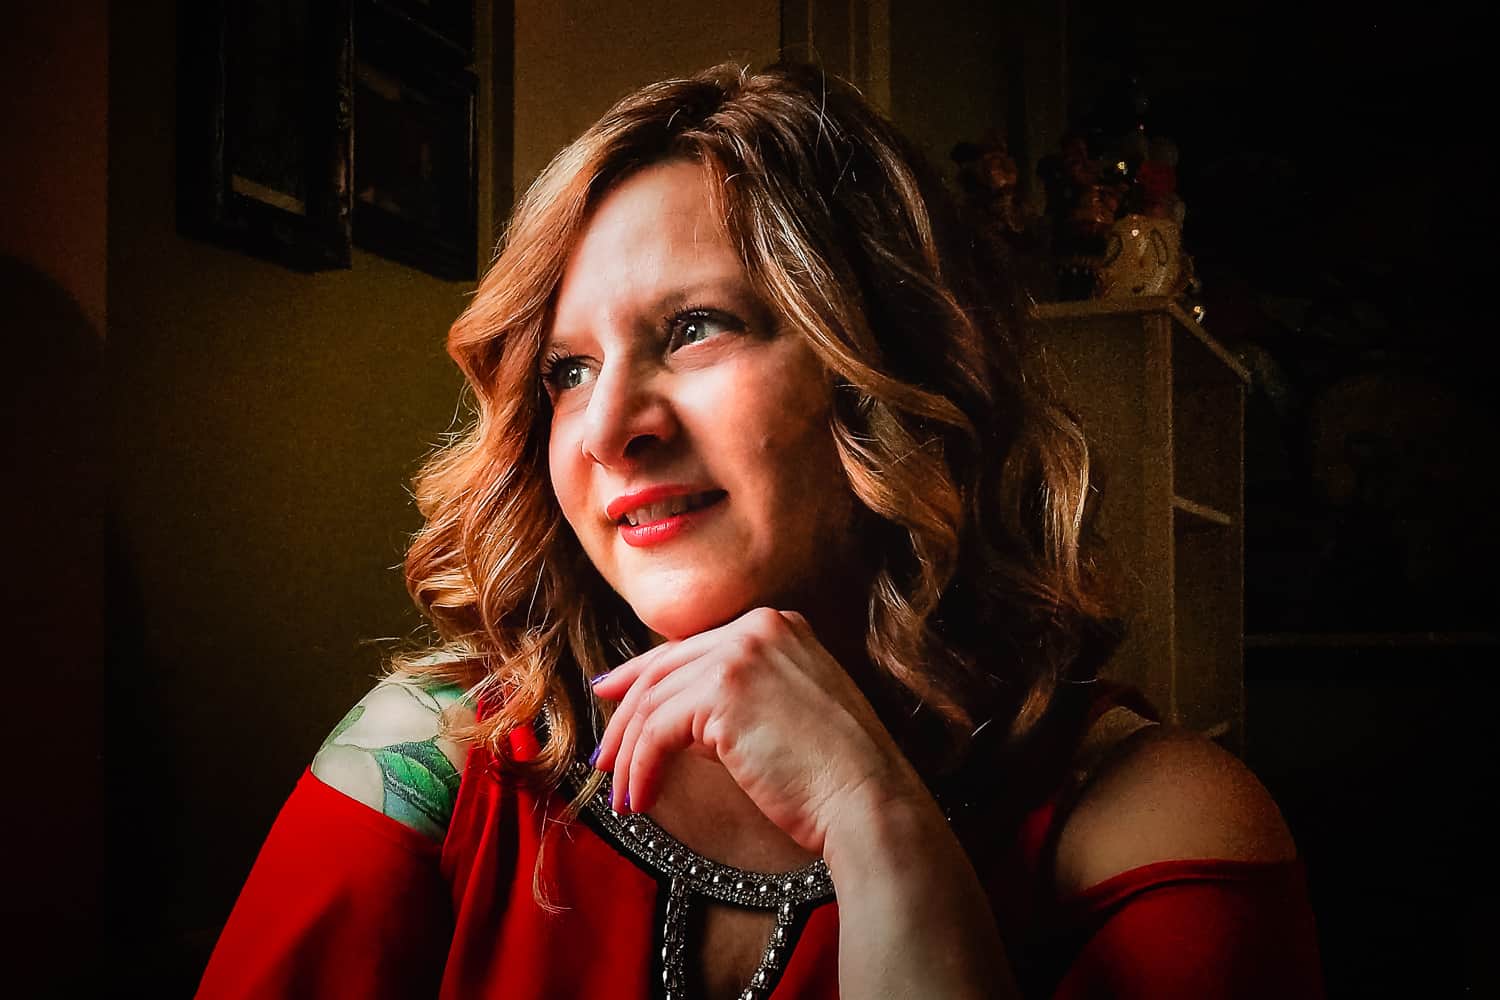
[
  {"xmin": 605, "ymin": 484, "xmax": 702, "ymax": 523},
  {"xmin": 606, "ymin": 485, "xmax": 727, "ymax": 548}
]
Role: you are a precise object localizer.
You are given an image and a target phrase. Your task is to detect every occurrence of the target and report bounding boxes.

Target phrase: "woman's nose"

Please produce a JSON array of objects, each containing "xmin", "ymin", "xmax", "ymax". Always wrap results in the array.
[{"xmin": 579, "ymin": 361, "xmax": 678, "ymax": 466}]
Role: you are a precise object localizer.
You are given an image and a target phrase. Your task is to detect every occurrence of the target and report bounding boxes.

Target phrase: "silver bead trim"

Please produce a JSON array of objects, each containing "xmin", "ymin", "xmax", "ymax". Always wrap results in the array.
[
  {"xmin": 566, "ymin": 761, "xmax": 834, "ymax": 909},
  {"xmin": 660, "ymin": 877, "xmax": 691, "ymax": 997},
  {"xmin": 653, "ymin": 873, "xmax": 803, "ymax": 1000},
  {"xmin": 565, "ymin": 761, "xmax": 834, "ymax": 999}
]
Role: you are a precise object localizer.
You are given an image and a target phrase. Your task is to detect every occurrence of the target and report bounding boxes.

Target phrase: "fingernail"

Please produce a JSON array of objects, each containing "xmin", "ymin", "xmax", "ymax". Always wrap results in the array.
[
  {"xmin": 591, "ymin": 670, "xmax": 612, "ymax": 686},
  {"xmin": 622, "ymin": 791, "xmax": 632, "ymax": 813},
  {"xmin": 588, "ymin": 745, "xmax": 601, "ymax": 768}
]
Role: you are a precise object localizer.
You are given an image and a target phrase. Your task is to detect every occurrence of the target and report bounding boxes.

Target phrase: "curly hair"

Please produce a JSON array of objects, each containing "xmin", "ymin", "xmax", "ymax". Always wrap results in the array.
[{"xmin": 391, "ymin": 62, "xmax": 1122, "ymax": 807}]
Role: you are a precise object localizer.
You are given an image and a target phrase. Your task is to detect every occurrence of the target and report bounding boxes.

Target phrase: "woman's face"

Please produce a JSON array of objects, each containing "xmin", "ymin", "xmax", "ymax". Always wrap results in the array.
[{"xmin": 544, "ymin": 160, "xmax": 856, "ymax": 640}]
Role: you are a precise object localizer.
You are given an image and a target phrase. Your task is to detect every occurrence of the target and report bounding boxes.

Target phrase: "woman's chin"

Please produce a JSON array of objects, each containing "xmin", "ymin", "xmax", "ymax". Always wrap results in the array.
[{"xmin": 632, "ymin": 593, "xmax": 752, "ymax": 642}]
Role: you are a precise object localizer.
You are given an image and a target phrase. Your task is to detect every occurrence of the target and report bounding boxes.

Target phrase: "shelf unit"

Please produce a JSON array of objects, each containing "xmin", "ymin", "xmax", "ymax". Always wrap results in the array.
[{"xmin": 1029, "ymin": 297, "xmax": 1250, "ymax": 754}]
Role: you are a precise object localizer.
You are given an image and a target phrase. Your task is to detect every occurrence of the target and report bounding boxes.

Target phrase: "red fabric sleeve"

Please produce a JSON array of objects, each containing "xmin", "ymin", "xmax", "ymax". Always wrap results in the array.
[
  {"xmin": 195, "ymin": 768, "xmax": 453, "ymax": 999},
  {"xmin": 1050, "ymin": 859, "xmax": 1324, "ymax": 1000}
]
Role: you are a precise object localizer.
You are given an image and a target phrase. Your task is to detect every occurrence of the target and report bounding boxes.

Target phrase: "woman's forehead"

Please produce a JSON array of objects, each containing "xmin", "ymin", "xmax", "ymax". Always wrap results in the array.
[
  {"xmin": 549, "ymin": 162, "xmax": 748, "ymax": 337},
  {"xmin": 574, "ymin": 161, "xmax": 731, "ymax": 265}
]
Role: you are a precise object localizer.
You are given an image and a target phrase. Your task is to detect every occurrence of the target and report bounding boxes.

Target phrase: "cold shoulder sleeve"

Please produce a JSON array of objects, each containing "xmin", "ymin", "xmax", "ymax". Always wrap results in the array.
[
  {"xmin": 195, "ymin": 768, "xmax": 453, "ymax": 999},
  {"xmin": 1049, "ymin": 858, "xmax": 1325, "ymax": 999}
]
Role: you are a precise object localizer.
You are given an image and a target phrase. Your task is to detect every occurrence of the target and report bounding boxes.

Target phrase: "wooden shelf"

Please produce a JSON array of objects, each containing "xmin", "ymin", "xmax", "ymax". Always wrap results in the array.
[
  {"xmin": 1030, "ymin": 297, "xmax": 1251, "ymax": 384},
  {"xmin": 1031, "ymin": 296, "xmax": 1180, "ymax": 320},
  {"xmin": 1028, "ymin": 298, "xmax": 1247, "ymax": 756},
  {"xmin": 1172, "ymin": 495, "xmax": 1233, "ymax": 527}
]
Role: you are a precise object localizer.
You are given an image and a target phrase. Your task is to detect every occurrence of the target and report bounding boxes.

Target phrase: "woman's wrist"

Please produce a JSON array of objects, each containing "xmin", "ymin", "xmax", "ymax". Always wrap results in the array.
[
  {"xmin": 821, "ymin": 776, "xmax": 950, "ymax": 880},
  {"xmin": 821, "ymin": 775, "xmax": 1019, "ymax": 998}
]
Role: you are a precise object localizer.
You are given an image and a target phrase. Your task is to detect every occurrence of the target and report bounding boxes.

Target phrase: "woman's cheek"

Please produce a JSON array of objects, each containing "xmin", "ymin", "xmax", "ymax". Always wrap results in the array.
[{"xmin": 548, "ymin": 424, "xmax": 590, "ymax": 535}]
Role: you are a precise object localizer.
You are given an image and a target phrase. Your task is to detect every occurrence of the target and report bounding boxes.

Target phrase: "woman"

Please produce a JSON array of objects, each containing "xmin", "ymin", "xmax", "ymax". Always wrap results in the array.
[{"xmin": 198, "ymin": 63, "xmax": 1322, "ymax": 998}]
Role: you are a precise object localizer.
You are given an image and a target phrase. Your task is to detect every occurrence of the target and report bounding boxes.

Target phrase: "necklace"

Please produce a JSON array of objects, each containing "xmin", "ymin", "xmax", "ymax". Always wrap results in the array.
[{"xmin": 564, "ymin": 761, "xmax": 835, "ymax": 1000}]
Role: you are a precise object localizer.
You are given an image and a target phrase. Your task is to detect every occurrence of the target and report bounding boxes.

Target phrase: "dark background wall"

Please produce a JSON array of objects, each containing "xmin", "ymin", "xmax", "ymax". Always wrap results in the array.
[
  {"xmin": 1064, "ymin": 4, "xmax": 1493, "ymax": 994},
  {"xmin": 6, "ymin": 0, "xmax": 1492, "ymax": 995},
  {"xmin": 2, "ymin": 2, "xmax": 107, "ymax": 995}
]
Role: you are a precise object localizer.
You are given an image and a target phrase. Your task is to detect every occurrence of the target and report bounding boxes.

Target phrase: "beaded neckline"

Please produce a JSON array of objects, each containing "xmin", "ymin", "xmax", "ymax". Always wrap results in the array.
[
  {"xmin": 563, "ymin": 762, "xmax": 834, "ymax": 1000},
  {"xmin": 565, "ymin": 762, "xmax": 834, "ymax": 906}
]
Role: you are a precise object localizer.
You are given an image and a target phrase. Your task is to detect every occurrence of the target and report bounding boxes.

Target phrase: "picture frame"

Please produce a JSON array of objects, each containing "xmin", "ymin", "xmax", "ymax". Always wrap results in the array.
[
  {"xmin": 177, "ymin": 0, "xmax": 354, "ymax": 271},
  {"xmin": 352, "ymin": 41, "xmax": 478, "ymax": 281},
  {"xmin": 363, "ymin": 0, "xmax": 475, "ymax": 60}
]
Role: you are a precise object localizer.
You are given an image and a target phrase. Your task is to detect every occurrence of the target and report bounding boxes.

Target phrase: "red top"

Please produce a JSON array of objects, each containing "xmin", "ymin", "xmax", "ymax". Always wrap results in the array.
[{"xmin": 198, "ymin": 713, "xmax": 1324, "ymax": 998}]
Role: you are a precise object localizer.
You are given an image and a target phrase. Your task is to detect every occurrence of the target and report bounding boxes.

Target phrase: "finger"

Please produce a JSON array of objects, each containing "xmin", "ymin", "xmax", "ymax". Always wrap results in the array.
[
  {"xmin": 588, "ymin": 647, "xmax": 663, "ymax": 701},
  {"xmin": 610, "ymin": 651, "xmax": 716, "ymax": 810},
  {"xmin": 779, "ymin": 614, "xmax": 876, "ymax": 713},
  {"xmin": 778, "ymin": 610, "xmax": 825, "ymax": 653},
  {"xmin": 593, "ymin": 647, "xmax": 688, "ymax": 771},
  {"xmin": 591, "ymin": 609, "xmax": 771, "ymax": 699},
  {"xmin": 592, "ymin": 619, "xmax": 751, "ymax": 767},
  {"xmin": 610, "ymin": 689, "xmax": 654, "ymax": 812},
  {"xmin": 595, "ymin": 645, "xmax": 697, "ymax": 772},
  {"xmin": 625, "ymin": 685, "xmax": 712, "ymax": 814},
  {"xmin": 614, "ymin": 660, "xmax": 713, "ymax": 811},
  {"xmin": 592, "ymin": 650, "xmax": 676, "ymax": 769},
  {"xmin": 592, "ymin": 677, "xmax": 636, "ymax": 770},
  {"xmin": 607, "ymin": 667, "xmax": 668, "ymax": 810},
  {"xmin": 590, "ymin": 627, "xmax": 711, "ymax": 700},
  {"xmin": 779, "ymin": 609, "xmax": 810, "ymax": 634}
]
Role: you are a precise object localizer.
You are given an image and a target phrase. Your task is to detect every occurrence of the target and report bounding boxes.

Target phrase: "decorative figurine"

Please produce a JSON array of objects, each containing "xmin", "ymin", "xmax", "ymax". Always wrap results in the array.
[
  {"xmin": 951, "ymin": 130, "xmax": 1054, "ymax": 299},
  {"xmin": 1037, "ymin": 132, "xmax": 1126, "ymax": 299},
  {"xmin": 1136, "ymin": 136, "xmax": 1185, "ymax": 227},
  {"xmin": 1098, "ymin": 213, "xmax": 1183, "ymax": 298},
  {"xmin": 951, "ymin": 131, "xmax": 1026, "ymax": 245}
]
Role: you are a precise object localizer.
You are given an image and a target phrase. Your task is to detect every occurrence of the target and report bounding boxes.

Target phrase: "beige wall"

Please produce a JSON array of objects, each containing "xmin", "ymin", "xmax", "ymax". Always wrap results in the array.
[
  {"xmin": 103, "ymin": 0, "xmax": 783, "ymax": 987},
  {"xmin": 107, "ymin": 1, "xmax": 495, "ymax": 987},
  {"xmin": 512, "ymin": 0, "xmax": 781, "ymax": 195},
  {"xmin": 888, "ymin": 0, "xmax": 1011, "ymax": 185},
  {"xmin": 513, "ymin": 0, "xmax": 1036, "ymax": 216}
]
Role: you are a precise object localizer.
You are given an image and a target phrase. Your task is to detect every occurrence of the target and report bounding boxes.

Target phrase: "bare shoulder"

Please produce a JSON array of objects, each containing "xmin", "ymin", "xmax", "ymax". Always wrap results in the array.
[
  {"xmin": 310, "ymin": 674, "xmax": 479, "ymax": 841},
  {"xmin": 1053, "ymin": 724, "xmax": 1298, "ymax": 896}
]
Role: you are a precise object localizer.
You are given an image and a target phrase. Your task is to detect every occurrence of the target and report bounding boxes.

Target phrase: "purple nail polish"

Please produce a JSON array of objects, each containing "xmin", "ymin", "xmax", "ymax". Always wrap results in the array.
[
  {"xmin": 622, "ymin": 791, "xmax": 631, "ymax": 813},
  {"xmin": 591, "ymin": 670, "xmax": 612, "ymax": 686},
  {"xmin": 588, "ymin": 745, "xmax": 601, "ymax": 768}
]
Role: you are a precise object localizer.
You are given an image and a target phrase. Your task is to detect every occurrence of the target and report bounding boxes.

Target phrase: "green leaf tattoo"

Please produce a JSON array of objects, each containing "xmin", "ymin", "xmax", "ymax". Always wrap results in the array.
[
  {"xmin": 314, "ymin": 680, "xmax": 474, "ymax": 840},
  {"xmin": 320, "ymin": 704, "xmax": 365, "ymax": 752},
  {"xmin": 373, "ymin": 739, "xmax": 462, "ymax": 837}
]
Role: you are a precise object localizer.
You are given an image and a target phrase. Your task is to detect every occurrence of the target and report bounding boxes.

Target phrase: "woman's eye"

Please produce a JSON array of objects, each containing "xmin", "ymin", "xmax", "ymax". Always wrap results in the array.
[
  {"xmin": 543, "ymin": 355, "xmax": 592, "ymax": 392},
  {"xmin": 670, "ymin": 309, "xmax": 740, "ymax": 349}
]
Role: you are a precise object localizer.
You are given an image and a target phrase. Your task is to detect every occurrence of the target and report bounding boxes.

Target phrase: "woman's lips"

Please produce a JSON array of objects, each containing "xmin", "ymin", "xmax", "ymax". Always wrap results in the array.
[{"xmin": 618, "ymin": 492, "xmax": 727, "ymax": 547}]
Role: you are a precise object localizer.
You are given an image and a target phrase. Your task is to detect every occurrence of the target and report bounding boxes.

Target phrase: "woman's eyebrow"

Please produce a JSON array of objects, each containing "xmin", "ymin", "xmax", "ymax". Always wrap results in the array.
[
  {"xmin": 545, "ymin": 276, "xmax": 766, "ymax": 350},
  {"xmin": 649, "ymin": 276, "xmax": 760, "ymax": 314}
]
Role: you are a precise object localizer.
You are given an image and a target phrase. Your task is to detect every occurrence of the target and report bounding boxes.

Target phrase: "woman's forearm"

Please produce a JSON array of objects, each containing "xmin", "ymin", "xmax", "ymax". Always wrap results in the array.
[{"xmin": 822, "ymin": 788, "xmax": 1021, "ymax": 999}]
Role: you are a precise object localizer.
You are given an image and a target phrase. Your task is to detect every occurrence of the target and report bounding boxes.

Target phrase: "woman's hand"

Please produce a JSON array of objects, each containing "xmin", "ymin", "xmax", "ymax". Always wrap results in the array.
[
  {"xmin": 594, "ymin": 606, "xmax": 1017, "ymax": 996},
  {"xmin": 589, "ymin": 606, "xmax": 928, "ymax": 855}
]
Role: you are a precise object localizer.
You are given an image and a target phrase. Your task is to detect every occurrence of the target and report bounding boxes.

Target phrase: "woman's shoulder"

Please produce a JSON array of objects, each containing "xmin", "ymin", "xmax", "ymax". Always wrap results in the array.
[
  {"xmin": 309, "ymin": 674, "xmax": 479, "ymax": 842},
  {"xmin": 1052, "ymin": 723, "xmax": 1298, "ymax": 897}
]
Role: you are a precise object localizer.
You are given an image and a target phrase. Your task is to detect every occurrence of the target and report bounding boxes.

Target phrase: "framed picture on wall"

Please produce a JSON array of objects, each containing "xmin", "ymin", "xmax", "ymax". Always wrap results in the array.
[
  {"xmin": 177, "ymin": 0, "xmax": 354, "ymax": 271},
  {"xmin": 363, "ymin": 0, "xmax": 475, "ymax": 59},
  {"xmin": 352, "ymin": 44, "xmax": 478, "ymax": 281}
]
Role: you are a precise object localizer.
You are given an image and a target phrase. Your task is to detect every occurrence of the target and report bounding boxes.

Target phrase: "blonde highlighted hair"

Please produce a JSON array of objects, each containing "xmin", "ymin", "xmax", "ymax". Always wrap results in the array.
[{"xmin": 393, "ymin": 62, "xmax": 1121, "ymax": 801}]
